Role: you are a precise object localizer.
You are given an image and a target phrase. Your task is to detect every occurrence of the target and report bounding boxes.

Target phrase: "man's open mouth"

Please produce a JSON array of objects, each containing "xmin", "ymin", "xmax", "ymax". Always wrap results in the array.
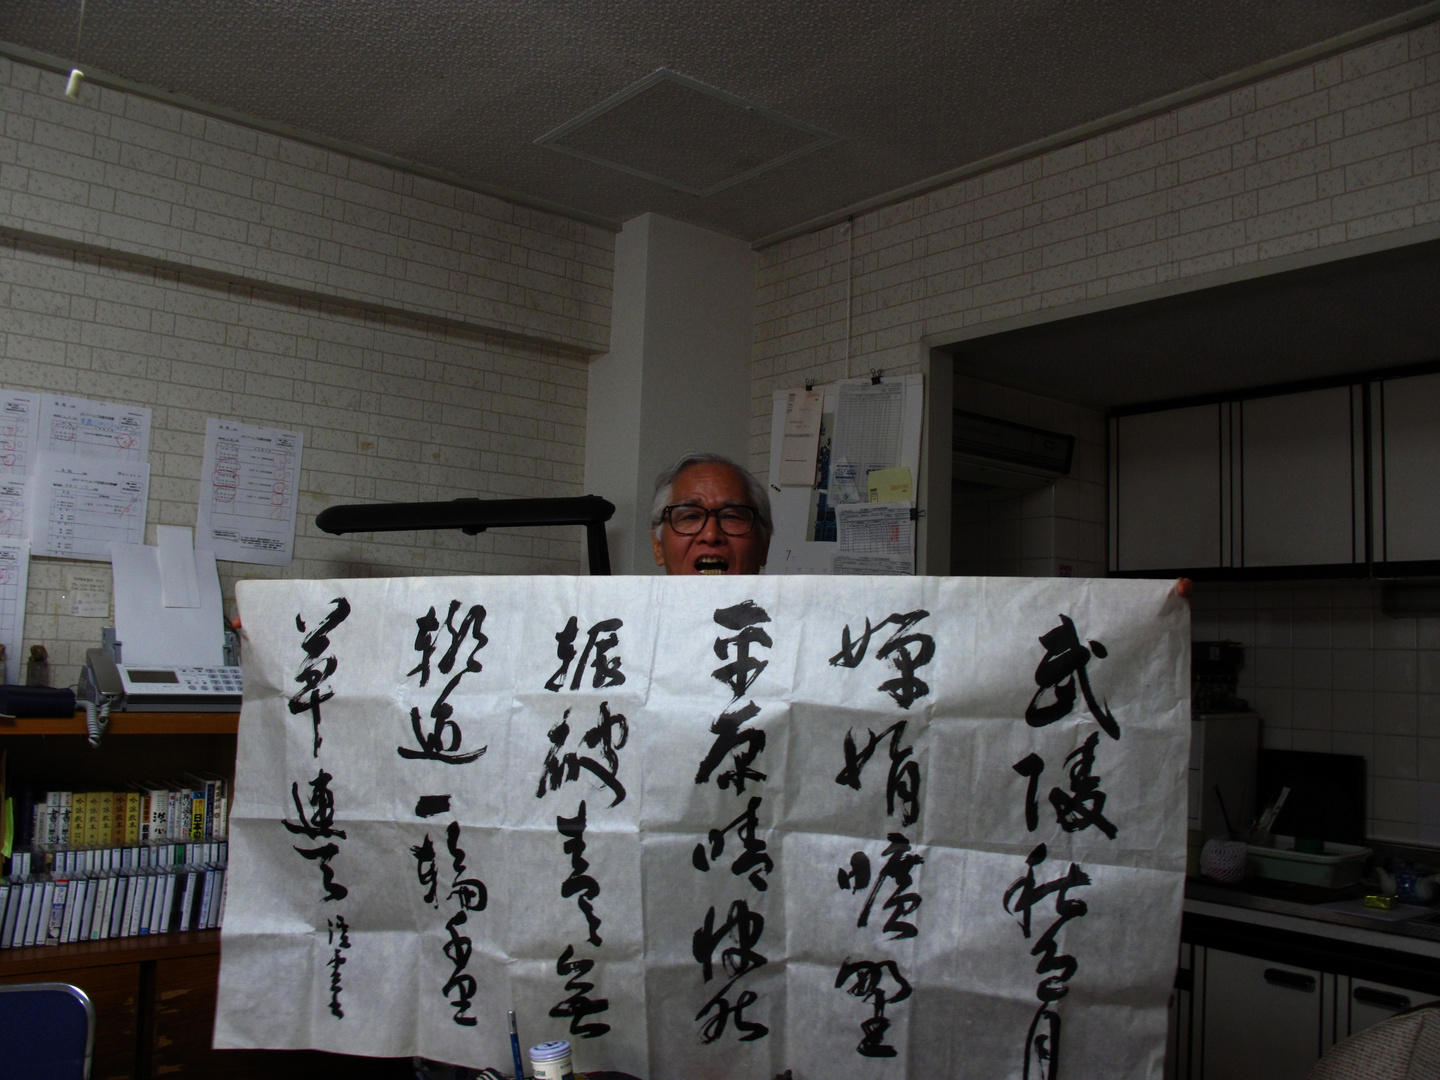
[{"xmin": 695, "ymin": 556, "xmax": 729, "ymax": 575}]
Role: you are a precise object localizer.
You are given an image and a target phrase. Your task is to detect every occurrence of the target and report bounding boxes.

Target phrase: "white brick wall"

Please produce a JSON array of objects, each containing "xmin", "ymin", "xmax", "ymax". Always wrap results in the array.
[
  {"xmin": 0, "ymin": 60, "xmax": 613, "ymax": 352},
  {"xmin": 752, "ymin": 20, "xmax": 1440, "ymax": 471},
  {"xmin": 6, "ymin": 239, "xmax": 591, "ymax": 688},
  {"xmin": 751, "ymin": 21, "xmax": 1440, "ymax": 842},
  {"xmin": 0, "ymin": 58, "xmax": 609, "ymax": 689}
]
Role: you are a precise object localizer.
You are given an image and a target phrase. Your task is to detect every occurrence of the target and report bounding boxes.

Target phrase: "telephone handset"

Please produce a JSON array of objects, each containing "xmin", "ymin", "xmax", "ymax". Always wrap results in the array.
[{"xmin": 80, "ymin": 647, "xmax": 124, "ymax": 704}]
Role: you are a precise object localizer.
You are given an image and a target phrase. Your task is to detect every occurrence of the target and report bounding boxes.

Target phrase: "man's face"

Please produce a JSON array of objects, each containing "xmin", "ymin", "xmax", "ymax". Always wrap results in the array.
[{"xmin": 652, "ymin": 463, "xmax": 770, "ymax": 575}]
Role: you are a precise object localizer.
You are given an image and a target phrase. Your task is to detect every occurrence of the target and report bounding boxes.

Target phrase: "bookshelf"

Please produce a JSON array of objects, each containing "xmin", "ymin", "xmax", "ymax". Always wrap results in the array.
[{"xmin": 0, "ymin": 712, "xmax": 405, "ymax": 1079}]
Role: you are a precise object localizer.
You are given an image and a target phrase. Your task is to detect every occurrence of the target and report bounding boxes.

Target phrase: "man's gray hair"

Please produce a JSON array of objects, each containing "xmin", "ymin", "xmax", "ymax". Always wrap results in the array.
[{"xmin": 649, "ymin": 452, "xmax": 773, "ymax": 541}]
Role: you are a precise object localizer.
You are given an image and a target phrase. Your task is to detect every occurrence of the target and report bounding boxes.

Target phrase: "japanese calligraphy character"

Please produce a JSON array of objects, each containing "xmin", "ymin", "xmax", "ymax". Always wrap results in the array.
[
  {"xmin": 326, "ymin": 915, "xmax": 351, "ymax": 1019},
  {"xmin": 695, "ymin": 701, "xmax": 767, "ymax": 794},
  {"xmin": 696, "ymin": 986, "xmax": 768, "ymax": 1045},
  {"xmin": 442, "ymin": 910, "xmax": 478, "ymax": 1026},
  {"xmin": 282, "ymin": 768, "xmax": 347, "ymax": 841},
  {"xmin": 412, "ymin": 835, "xmax": 439, "ymax": 907},
  {"xmin": 399, "ymin": 601, "xmax": 489, "ymax": 764},
  {"xmin": 558, "ymin": 802, "xmax": 603, "ymax": 946},
  {"xmin": 712, "ymin": 601, "xmax": 772, "ymax": 701},
  {"xmin": 536, "ymin": 702, "xmax": 629, "ymax": 807},
  {"xmin": 292, "ymin": 842, "xmax": 347, "ymax": 902},
  {"xmin": 1026, "ymin": 614, "xmax": 1118, "ymax": 739},
  {"xmin": 550, "ymin": 945, "xmax": 612, "ymax": 1039},
  {"xmin": 1049, "ymin": 733, "xmax": 1117, "ymax": 839},
  {"xmin": 692, "ymin": 795, "xmax": 772, "ymax": 891},
  {"xmin": 288, "ymin": 597, "xmax": 351, "ymax": 756},
  {"xmin": 835, "ymin": 719, "xmax": 920, "ymax": 826},
  {"xmin": 1003, "ymin": 842, "xmax": 1089, "ymax": 998},
  {"xmin": 836, "ymin": 958, "xmax": 913, "ymax": 1058},
  {"xmin": 693, "ymin": 899, "xmax": 767, "ymax": 987},
  {"xmin": 850, "ymin": 833, "xmax": 924, "ymax": 939},
  {"xmin": 545, "ymin": 616, "xmax": 626, "ymax": 692},
  {"xmin": 829, "ymin": 610, "xmax": 934, "ymax": 709}
]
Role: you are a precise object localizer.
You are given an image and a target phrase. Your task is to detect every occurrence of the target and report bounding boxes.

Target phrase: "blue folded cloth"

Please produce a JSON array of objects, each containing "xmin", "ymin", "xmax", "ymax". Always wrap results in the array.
[{"xmin": 0, "ymin": 684, "xmax": 77, "ymax": 717}]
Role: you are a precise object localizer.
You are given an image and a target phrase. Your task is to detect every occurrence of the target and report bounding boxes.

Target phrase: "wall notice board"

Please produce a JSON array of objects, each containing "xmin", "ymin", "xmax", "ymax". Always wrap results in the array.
[{"xmin": 766, "ymin": 374, "xmax": 924, "ymax": 575}]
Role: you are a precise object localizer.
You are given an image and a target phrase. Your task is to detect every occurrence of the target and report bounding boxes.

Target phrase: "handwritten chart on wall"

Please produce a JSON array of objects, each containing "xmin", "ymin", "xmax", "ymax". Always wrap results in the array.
[
  {"xmin": 0, "ymin": 539, "xmax": 29, "ymax": 683},
  {"xmin": 220, "ymin": 575, "xmax": 1189, "ymax": 1079},
  {"xmin": 29, "ymin": 454, "xmax": 149, "ymax": 560},
  {"xmin": 196, "ymin": 419, "xmax": 303, "ymax": 566},
  {"xmin": 14, "ymin": 393, "xmax": 154, "ymax": 561}
]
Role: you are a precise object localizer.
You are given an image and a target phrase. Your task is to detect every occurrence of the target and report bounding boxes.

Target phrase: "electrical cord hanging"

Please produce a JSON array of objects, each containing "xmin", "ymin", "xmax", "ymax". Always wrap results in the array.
[{"xmin": 65, "ymin": 0, "xmax": 87, "ymax": 99}]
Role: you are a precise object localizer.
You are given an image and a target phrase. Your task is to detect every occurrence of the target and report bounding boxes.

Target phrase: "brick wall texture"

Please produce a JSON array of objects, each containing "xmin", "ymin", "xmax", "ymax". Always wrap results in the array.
[
  {"xmin": 0, "ymin": 59, "xmax": 609, "ymax": 687},
  {"xmin": 751, "ymin": 22, "xmax": 1440, "ymax": 472}
]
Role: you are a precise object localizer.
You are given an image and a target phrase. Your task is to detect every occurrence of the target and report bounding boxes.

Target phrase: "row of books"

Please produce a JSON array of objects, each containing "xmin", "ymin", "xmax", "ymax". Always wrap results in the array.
[
  {"xmin": 9, "ymin": 839, "xmax": 228, "ymax": 878},
  {"xmin": 0, "ymin": 859, "xmax": 228, "ymax": 950},
  {"xmin": 20, "ymin": 776, "xmax": 229, "ymax": 849}
]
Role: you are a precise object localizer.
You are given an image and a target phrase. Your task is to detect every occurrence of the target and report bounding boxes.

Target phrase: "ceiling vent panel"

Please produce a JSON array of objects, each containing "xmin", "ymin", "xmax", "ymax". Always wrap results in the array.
[{"xmin": 535, "ymin": 69, "xmax": 840, "ymax": 197}]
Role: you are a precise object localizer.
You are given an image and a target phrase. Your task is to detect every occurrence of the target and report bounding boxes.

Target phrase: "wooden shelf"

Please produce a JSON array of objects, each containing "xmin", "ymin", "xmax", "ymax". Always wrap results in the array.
[
  {"xmin": 0, "ymin": 929, "xmax": 220, "ymax": 976},
  {"xmin": 0, "ymin": 712, "xmax": 238, "ymax": 736}
]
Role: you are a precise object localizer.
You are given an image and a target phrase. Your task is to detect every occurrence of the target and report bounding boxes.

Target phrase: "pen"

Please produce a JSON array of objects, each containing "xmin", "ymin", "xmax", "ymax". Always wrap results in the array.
[{"xmin": 508, "ymin": 1010, "xmax": 526, "ymax": 1080}]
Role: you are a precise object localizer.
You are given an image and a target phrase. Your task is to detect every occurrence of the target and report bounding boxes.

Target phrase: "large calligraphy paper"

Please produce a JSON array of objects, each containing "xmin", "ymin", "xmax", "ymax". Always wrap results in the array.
[{"xmin": 219, "ymin": 575, "xmax": 1189, "ymax": 1079}]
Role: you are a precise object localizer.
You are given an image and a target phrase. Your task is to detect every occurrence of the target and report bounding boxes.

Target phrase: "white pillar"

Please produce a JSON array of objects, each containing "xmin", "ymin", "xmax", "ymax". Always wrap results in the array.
[{"xmin": 585, "ymin": 214, "xmax": 756, "ymax": 574}]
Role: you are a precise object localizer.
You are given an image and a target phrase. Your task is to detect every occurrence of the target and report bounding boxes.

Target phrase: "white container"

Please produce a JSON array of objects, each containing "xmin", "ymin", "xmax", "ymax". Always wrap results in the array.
[
  {"xmin": 1245, "ymin": 836, "xmax": 1371, "ymax": 888},
  {"xmin": 530, "ymin": 1040, "xmax": 574, "ymax": 1080}
]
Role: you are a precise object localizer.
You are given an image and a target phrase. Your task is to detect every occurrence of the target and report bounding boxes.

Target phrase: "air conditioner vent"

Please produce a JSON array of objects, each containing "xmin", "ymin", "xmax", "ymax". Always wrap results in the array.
[{"xmin": 952, "ymin": 410, "xmax": 1074, "ymax": 498}]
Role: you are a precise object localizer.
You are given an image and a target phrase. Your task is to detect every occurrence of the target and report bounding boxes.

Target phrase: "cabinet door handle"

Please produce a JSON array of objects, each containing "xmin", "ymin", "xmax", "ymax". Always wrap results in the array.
[
  {"xmin": 1353, "ymin": 987, "xmax": 1410, "ymax": 1011},
  {"xmin": 1263, "ymin": 968, "xmax": 1316, "ymax": 992}
]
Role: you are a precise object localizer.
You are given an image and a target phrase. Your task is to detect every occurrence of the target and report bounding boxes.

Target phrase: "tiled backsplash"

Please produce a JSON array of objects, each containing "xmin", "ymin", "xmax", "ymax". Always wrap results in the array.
[{"xmin": 1189, "ymin": 579, "xmax": 1440, "ymax": 845}]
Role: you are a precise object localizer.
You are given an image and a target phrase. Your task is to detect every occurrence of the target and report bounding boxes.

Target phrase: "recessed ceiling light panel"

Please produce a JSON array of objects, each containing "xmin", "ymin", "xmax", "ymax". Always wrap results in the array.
[{"xmin": 535, "ymin": 68, "xmax": 841, "ymax": 198}]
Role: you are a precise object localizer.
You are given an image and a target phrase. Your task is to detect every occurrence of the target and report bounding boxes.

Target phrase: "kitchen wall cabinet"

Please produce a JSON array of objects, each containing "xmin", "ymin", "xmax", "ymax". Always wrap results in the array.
[
  {"xmin": 1374, "ymin": 371, "xmax": 1440, "ymax": 566},
  {"xmin": 1237, "ymin": 387, "xmax": 1361, "ymax": 569},
  {"xmin": 1109, "ymin": 367, "xmax": 1440, "ymax": 578},
  {"xmin": 1111, "ymin": 404, "xmax": 1222, "ymax": 572}
]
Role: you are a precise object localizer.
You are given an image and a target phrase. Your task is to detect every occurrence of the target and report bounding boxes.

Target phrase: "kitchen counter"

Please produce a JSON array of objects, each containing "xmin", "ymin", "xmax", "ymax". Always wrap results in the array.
[{"xmin": 1184, "ymin": 876, "xmax": 1440, "ymax": 962}]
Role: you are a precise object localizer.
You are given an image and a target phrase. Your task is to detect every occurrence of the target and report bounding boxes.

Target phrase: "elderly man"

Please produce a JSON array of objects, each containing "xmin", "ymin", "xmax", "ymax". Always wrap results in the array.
[{"xmin": 650, "ymin": 452, "xmax": 773, "ymax": 575}]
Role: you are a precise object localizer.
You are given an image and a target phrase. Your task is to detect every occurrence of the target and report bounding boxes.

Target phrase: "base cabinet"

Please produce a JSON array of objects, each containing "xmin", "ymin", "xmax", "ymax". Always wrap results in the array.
[
  {"xmin": 1343, "ymin": 976, "xmax": 1424, "ymax": 1040},
  {"xmin": 1200, "ymin": 950, "xmax": 1326, "ymax": 1080},
  {"xmin": 1176, "ymin": 914, "xmax": 1440, "ymax": 1080}
]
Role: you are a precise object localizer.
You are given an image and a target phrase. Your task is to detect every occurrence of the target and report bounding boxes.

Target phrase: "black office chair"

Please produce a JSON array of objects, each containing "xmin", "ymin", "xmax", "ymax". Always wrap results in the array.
[
  {"xmin": 315, "ymin": 495, "xmax": 616, "ymax": 575},
  {"xmin": 0, "ymin": 982, "xmax": 96, "ymax": 1080}
]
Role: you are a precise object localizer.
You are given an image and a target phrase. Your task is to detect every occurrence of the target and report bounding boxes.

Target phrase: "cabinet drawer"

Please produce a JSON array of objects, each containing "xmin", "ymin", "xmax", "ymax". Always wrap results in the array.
[
  {"xmin": 1344, "ymin": 976, "xmax": 1431, "ymax": 1040},
  {"xmin": 1202, "ymin": 949, "xmax": 1325, "ymax": 1080}
]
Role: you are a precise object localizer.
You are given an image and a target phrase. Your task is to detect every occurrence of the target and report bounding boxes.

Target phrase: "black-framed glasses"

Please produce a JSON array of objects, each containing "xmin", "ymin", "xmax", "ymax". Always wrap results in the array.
[{"xmin": 662, "ymin": 504, "xmax": 760, "ymax": 536}]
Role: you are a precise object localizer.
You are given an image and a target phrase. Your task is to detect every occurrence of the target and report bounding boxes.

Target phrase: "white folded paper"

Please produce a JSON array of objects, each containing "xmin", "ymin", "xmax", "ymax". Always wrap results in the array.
[{"xmin": 219, "ymin": 575, "xmax": 1190, "ymax": 1079}]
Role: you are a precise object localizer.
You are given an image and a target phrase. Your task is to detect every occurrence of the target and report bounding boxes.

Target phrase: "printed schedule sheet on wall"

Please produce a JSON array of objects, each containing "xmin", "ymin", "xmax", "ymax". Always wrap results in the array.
[
  {"xmin": 220, "ymin": 574, "xmax": 1190, "ymax": 1080},
  {"xmin": 1, "ymin": 391, "xmax": 152, "ymax": 562},
  {"xmin": 196, "ymin": 418, "xmax": 303, "ymax": 566}
]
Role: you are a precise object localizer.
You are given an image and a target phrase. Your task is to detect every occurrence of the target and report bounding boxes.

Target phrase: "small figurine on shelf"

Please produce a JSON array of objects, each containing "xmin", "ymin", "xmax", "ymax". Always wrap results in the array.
[{"xmin": 26, "ymin": 643, "xmax": 50, "ymax": 687}]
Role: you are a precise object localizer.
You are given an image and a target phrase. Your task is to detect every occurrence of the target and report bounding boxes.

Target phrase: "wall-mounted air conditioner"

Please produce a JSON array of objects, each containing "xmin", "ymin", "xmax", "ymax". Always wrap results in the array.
[{"xmin": 952, "ymin": 409, "xmax": 1074, "ymax": 498}]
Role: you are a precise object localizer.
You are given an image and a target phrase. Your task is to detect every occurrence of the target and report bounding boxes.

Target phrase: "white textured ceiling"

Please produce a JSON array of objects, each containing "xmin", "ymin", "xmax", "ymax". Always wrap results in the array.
[{"xmin": 0, "ymin": 1, "xmax": 1429, "ymax": 242}]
